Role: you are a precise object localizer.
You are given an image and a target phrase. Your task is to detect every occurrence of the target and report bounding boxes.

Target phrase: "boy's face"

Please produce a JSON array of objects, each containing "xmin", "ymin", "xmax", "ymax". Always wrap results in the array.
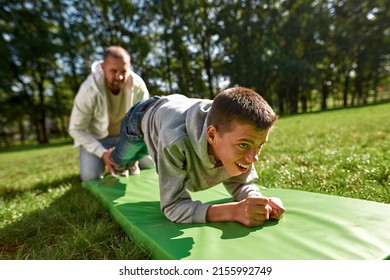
[{"xmin": 207, "ymin": 121, "xmax": 269, "ymax": 177}]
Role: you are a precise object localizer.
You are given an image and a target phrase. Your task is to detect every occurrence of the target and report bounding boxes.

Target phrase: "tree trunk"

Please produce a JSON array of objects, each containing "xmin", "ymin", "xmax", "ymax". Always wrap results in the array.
[
  {"xmin": 202, "ymin": 42, "xmax": 214, "ymax": 99},
  {"xmin": 161, "ymin": 2, "xmax": 173, "ymax": 95},
  {"xmin": 355, "ymin": 76, "xmax": 363, "ymax": 105},
  {"xmin": 36, "ymin": 72, "xmax": 49, "ymax": 144},
  {"xmin": 18, "ymin": 119, "xmax": 26, "ymax": 144},
  {"xmin": 301, "ymin": 93, "xmax": 307, "ymax": 113},
  {"xmin": 36, "ymin": 119, "xmax": 48, "ymax": 144},
  {"xmin": 343, "ymin": 73, "xmax": 349, "ymax": 107},
  {"xmin": 277, "ymin": 89, "xmax": 285, "ymax": 115},
  {"xmin": 200, "ymin": 0, "xmax": 215, "ymax": 99},
  {"xmin": 289, "ymin": 77, "xmax": 299, "ymax": 114},
  {"xmin": 321, "ymin": 81, "xmax": 329, "ymax": 110}
]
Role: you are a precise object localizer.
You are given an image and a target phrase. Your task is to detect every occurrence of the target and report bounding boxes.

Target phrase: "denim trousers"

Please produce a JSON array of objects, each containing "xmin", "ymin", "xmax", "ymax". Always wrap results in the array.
[
  {"xmin": 79, "ymin": 136, "xmax": 155, "ymax": 181},
  {"xmin": 79, "ymin": 136, "xmax": 117, "ymax": 181},
  {"xmin": 111, "ymin": 96, "xmax": 160, "ymax": 167}
]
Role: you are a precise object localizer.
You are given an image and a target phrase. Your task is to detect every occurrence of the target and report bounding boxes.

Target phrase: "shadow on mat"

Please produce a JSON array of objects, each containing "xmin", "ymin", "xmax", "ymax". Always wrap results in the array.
[{"xmin": 87, "ymin": 177, "xmax": 279, "ymax": 260}]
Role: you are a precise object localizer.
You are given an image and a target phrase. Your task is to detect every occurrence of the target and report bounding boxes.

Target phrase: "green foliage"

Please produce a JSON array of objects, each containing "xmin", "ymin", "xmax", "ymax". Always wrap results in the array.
[
  {"xmin": 0, "ymin": 0, "xmax": 389, "ymax": 144},
  {"xmin": 0, "ymin": 105, "xmax": 388, "ymax": 259}
]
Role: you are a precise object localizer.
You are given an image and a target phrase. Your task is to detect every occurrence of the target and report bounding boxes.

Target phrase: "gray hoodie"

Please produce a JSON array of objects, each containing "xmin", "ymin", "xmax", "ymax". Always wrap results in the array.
[{"xmin": 141, "ymin": 94, "xmax": 262, "ymax": 224}]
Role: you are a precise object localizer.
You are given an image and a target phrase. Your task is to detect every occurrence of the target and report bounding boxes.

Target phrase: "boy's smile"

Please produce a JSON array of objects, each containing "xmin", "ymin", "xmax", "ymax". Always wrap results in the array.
[{"xmin": 207, "ymin": 120, "xmax": 269, "ymax": 177}]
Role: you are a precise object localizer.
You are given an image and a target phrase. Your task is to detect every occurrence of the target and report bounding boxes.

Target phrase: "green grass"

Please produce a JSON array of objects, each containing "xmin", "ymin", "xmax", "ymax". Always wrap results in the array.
[
  {"xmin": 0, "ymin": 141, "xmax": 149, "ymax": 259},
  {"xmin": 257, "ymin": 103, "xmax": 390, "ymax": 203},
  {"xmin": 0, "ymin": 103, "xmax": 389, "ymax": 259}
]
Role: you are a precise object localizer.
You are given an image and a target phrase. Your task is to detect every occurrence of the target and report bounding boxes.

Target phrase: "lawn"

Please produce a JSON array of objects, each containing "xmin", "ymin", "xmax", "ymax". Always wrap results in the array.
[
  {"xmin": 0, "ymin": 103, "xmax": 389, "ymax": 259},
  {"xmin": 257, "ymin": 103, "xmax": 389, "ymax": 203},
  {"xmin": 0, "ymin": 140, "xmax": 149, "ymax": 259}
]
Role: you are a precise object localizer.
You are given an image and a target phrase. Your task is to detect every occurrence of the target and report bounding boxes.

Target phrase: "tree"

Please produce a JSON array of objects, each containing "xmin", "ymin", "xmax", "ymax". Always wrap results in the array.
[
  {"xmin": 1, "ymin": 0, "xmax": 389, "ymax": 146},
  {"xmin": 1, "ymin": 0, "xmax": 62, "ymax": 144}
]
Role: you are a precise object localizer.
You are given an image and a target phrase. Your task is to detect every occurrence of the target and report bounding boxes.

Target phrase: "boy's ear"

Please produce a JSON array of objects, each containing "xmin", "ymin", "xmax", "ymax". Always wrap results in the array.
[{"xmin": 206, "ymin": 125, "xmax": 217, "ymax": 145}]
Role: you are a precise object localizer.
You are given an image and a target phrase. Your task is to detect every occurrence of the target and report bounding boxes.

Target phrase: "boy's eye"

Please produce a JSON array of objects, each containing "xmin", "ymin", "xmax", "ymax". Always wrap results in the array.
[{"xmin": 239, "ymin": 143, "xmax": 249, "ymax": 149}]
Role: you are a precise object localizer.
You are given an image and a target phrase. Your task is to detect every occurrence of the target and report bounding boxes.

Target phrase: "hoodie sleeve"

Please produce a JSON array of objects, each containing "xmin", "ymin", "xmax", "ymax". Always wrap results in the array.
[
  {"xmin": 223, "ymin": 165, "xmax": 263, "ymax": 201},
  {"xmin": 68, "ymin": 79, "xmax": 107, "ymax": 158},
  {"xmin": 157, "ymin": 140, "xmax": 210, "ymax": 224}
]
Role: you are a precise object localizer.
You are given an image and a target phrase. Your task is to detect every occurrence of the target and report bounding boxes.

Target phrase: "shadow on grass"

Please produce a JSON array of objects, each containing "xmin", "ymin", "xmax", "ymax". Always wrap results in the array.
[
  {"xmin": 0, "ymin": 174, "xmax": 81, "ymax": 201},
  {"xmin": 0, "ymin": 174, "xmax": 149, "ymax": 260}
]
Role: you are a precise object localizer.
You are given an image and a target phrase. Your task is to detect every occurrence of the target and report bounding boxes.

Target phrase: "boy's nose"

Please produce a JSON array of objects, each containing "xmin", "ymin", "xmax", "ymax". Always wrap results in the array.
[{"xmin": 247, "ymin": 149, "xmax": 259, "ymax": 163}]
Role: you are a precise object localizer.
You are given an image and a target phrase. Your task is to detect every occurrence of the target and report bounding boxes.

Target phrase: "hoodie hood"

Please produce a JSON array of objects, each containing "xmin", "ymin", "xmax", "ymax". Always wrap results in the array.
[
  {"xmin": 90, "ymin": 60, "xmax": 106, "ymax": 96},
  {"xmin": 185, "ymin": 99, "xmax": 216, "ymax": 168}
]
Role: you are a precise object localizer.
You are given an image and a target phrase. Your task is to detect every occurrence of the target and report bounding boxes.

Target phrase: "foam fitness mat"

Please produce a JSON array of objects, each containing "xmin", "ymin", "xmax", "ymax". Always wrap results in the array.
[{"xmin": 84, "ymin": 169, "xmax": 390, "ymax": 260}]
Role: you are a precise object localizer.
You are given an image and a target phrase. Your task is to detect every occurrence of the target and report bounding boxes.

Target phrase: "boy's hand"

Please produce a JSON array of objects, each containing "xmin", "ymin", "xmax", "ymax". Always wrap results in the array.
[
  {"xmin": 268, "ymin": 197, "xmax": 285, "ymax": 220},
  {"xmin": 235, "ymin": 196, "xmax": 271, "ymax": 227}
]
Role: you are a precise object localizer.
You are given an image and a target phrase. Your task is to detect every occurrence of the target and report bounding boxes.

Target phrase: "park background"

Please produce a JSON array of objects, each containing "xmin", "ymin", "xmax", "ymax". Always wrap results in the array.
[{"xmin": 0, "ymin": 0, "xmax": 389, "ymax": 259}]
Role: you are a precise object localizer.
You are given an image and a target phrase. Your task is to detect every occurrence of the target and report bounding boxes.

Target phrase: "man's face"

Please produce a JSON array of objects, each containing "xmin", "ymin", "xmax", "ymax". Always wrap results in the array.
[
  {"xmin": 207, "ymin": 121, "xmax": 269, "ymax": 177},
  {"xmin": 101, "ymin": 55, "xmax": 130, "ymax": 95}
]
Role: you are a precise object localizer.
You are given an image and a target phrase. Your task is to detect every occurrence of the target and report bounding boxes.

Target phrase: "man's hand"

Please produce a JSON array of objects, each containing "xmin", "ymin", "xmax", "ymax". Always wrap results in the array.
[{"xmin": 101, "ymin": 147, "xmax": 118, "ymax": 174}]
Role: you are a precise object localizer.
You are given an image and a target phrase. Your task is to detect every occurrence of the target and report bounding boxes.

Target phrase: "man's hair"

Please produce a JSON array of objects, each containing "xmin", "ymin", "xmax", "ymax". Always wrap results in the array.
[
  {"xmin": 208, "ymin": 87, "xmax": 278, "ymax": 133},
  {"xmin": 103, "ymin": 46, "xmax": 130, "ymax": 63}
]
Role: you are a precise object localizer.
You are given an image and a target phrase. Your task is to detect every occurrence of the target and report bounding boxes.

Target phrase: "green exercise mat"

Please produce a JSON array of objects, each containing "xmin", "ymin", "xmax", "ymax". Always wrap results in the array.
[{"xmin": 84, "ymin": 169, "xmax": 390, "ymax": 260}]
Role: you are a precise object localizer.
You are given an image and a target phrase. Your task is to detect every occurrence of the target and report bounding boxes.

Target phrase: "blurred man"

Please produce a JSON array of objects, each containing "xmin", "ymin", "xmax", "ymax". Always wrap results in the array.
[{"xmin": 69, "ymin": 46, "xmax": 152, "ymax": 181}]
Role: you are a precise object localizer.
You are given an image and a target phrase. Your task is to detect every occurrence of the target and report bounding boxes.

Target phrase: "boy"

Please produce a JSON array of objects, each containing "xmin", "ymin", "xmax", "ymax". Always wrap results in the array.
[{"xmin": 107, "ymin": 87, "xmax": 285, "ymax": 227}]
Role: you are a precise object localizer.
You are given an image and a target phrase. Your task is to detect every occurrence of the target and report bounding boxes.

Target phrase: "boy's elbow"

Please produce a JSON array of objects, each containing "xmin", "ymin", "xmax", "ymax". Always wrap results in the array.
[
  {"xmin": 163, "ymin": 208, "xmax": 185, "ymax": 223},
  {"xmin": 162, "ymin": 203, "xmax": 195, "ymax": 224},
  {"xmin": 161, "ymin": 201, "xmax": 207, "ymax": 224}
]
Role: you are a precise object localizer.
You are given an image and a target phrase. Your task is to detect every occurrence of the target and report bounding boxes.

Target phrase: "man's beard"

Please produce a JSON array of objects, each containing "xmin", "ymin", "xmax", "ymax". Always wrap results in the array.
[{"xmin": 108, "ymin": 81, "xmax": 123, "ymax": 95}]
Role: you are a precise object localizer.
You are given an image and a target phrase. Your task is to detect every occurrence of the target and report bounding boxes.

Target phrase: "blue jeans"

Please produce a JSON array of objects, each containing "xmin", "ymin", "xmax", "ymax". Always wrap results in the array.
[
  {"xmin": 111, "ymin": 96, "xmax": 160, "ymax": 166},
  {"xmin": 80, "ymin": 136, "xmax": 117, "ymax": 181}
]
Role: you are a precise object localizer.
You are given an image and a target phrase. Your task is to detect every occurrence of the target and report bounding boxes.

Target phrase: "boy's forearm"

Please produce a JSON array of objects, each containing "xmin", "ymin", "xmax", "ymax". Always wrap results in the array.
[
  {"xmin": 206, "ymin": 196, "xmax": 272, "ymax": 227},
  {"xmin": 206, "ymin": 202, "xmax": 239, "ymax": 223}
]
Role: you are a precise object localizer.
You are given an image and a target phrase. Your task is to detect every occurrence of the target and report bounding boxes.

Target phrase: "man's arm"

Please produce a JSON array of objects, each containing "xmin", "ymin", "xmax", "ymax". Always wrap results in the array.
[{"xmin": 68, "ymin": 83, "xmax": 107, "ymax": 158}]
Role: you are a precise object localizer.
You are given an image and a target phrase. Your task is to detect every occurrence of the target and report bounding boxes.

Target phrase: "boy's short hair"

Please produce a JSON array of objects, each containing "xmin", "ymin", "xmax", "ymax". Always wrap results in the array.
[
  {"xmin": 104, "ymin": 46, "xmax": 131, "ymax": 63},
  {"xmin": 208, "ymin": 87, "xmax": 278, "ymax": 133}
]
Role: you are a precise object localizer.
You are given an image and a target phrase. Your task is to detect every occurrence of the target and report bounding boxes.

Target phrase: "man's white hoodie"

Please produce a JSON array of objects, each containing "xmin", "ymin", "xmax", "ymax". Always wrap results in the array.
[{"xmin": 68, "ymin": 61, "xmax": 149, "ymax": 158}]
